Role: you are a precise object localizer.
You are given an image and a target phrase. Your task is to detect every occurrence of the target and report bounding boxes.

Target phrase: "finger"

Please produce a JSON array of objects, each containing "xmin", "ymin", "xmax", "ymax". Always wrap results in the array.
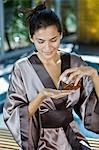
[
  {"xmin": 61, "ymin": 76, "xmax": 68, "ymax": 83},
  {"xmin": 66, "ymin": 102, "xmax": 71, "ymax": 108},
  {"xmin": 67, "ymin": 71, "xmax": 81, "ymax": 83},
  {"xmin": 67, "ymin": 99, "xmax": 71, "ymax": 104},
  {"xmin": 63, "ymin": 67, "xmax": 78, "ymax": 75},
  {"xmin": 46, "ymin": 92, "xmax": 54, "ymax": 97},
  {"xmin": 61, "ymin": 90, "xmax": 75, "ymax": 93},
  {"xmin": 74, "ymin": 74, "xmax": 83, "ymax": 86},
  {"xmin": 46, "ymin": 89, "xmax": 61, "ymax": 93},
  {"xmin": 59, "ymin": 67, "xmax": 78, "ymax": 81},
  {"xmin": 66, "ymin": 100, "xmax": 72, "ymax": 107},
  {"xmin": 59, "ymin": 74, "xmax": 66, "ymax": 82},
  {"xmin": 51, "ymin": 92, "xmax": 68, "ymax": 99},
  {"xmin": 45, "ymin": 89, "xmax": 61, "ymax": 96},
  {"xmin": 57, "ymin": 80, "xmax": 60, "ymax": 89},
  {"xmin": 51, "ymin": 90, "xmax": 75, "ymax": 99},
  {"xmin": 45, "ymin": 89, "xmax": 75, "ymax": 98}
]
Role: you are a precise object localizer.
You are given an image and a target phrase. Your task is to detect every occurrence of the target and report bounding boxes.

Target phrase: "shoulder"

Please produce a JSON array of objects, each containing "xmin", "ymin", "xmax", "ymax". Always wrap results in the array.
[
  {"xmin": 61, "ymin": 51, "xmax": 87, "ymax": 67},
  {"xmin": 16, "ymin": 57, "xmax": 28, "ymax": 65},
  {"xmin": 12, "ymin": 53, "xmax": 38, "ymax": 76},
  {"xmin": 14, "ymin": 52, "xmax": 36, "ymax": 69},
  {"xmin": 70, "ymin": 52, "xmax": 82, "ymax": 61},
  {"xmin": 9, "ymin": 57, "xmax": 28, "ymax": 79},
  {"xmin": 15, "ymin": 52, "xmax": 36, "ymax": 65},
  {"xmin": 13, "ymin": 57, "xmax": 28, "ymax": 72},
  {"xmin": 61, "ymin": 51, "xmax": 81, "ymax": 61},
  {"xmin": 70, "ymin": 52, "xmax": 87, "ymax": 67}
]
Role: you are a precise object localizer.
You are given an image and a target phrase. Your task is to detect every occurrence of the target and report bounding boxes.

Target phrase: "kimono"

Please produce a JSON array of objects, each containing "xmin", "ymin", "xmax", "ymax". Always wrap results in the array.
[{"xmin": 3, "ymin": 52, "xmax": 99, "ymax": 150}]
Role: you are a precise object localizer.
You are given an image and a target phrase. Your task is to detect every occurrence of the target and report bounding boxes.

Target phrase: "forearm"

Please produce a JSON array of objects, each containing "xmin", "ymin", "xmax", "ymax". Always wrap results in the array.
[{"xmin": 28, "ymin": 92, "xmax": 45, "ymax": 117}]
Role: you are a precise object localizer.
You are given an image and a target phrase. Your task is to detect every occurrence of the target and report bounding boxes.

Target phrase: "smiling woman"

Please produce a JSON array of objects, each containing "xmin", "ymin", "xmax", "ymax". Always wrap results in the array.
[
  {"xmin": 3, "ymin": 2, "xmax": 99, "ymax": 150},
  {"xmin": 30, "ymin": 25, "xmax": 62, "ymax": 62}
]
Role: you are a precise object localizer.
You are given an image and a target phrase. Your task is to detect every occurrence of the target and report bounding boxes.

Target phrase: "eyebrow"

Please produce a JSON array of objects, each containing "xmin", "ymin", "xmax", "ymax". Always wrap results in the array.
[{"xmin": 36, "ymin": 36, "xmax": 58, "ymax": 41}]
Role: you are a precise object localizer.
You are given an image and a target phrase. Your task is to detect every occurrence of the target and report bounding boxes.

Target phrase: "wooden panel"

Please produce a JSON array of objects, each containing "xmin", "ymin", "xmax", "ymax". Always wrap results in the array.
[
  {"xmin": 0, "ymin": 128, "xmax": 99, "ymax": 150},
  {"xmin": 0, "ymin": 129, "xmax": 20, "ymax": 150},
  {"xmin": 86, "ymin": 138, "xmax": 99, "ymax": 150}
]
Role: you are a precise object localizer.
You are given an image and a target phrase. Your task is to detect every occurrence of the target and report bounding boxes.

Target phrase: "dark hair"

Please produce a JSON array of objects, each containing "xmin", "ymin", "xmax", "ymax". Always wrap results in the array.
[{"xmin": 26, "ymin": 3, "xmax": 62, "ymax": 38}]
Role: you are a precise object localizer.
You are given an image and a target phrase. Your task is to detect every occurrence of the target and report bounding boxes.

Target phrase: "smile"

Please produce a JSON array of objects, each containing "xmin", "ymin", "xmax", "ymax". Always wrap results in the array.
[{"xmin": 43, "ymin": 52, "xmax": 53, "ymax": 55}]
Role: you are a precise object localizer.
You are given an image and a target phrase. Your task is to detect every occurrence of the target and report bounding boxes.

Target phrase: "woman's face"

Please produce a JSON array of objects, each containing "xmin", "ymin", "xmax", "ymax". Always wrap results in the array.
[{"xmin": 31, "ymin": 25, "xmax": 62, "ymax": 60}]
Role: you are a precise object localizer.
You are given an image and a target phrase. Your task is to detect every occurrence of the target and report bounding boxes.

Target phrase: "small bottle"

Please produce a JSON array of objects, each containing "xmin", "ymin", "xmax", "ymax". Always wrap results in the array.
[
  {"xmin": 58, "ymin": 73, "xmax": 81, "ymax": 90},
  {"xmin": 58, "ymin": 80, "xmax": 81, "ymax": 90}
]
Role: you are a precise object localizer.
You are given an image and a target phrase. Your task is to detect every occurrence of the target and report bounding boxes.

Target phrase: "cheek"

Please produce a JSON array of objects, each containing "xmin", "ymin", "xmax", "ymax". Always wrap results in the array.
[
  {"xmin": 34, "ymin": 43, "xmax": 44, "ymax": 50},
  {"xmin": 53, "ymin": 40, "xmax": 60, "ymax": 48}
]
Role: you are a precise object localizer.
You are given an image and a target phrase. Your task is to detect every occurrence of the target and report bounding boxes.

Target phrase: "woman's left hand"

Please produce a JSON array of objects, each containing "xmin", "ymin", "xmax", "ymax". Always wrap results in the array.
[{"xmin": 59, "ymin": 66, "xmax": 98, "ymax": 86}]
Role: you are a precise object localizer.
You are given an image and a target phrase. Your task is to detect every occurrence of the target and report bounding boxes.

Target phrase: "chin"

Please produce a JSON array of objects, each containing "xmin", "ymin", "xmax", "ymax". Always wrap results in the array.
[
  {"xmin": 44, "ymin": 55, "xmax": 53, "ymax": 60},
  {"xmin": 43, "ymin": 52, "xmax": 55, "ymax": 59}
]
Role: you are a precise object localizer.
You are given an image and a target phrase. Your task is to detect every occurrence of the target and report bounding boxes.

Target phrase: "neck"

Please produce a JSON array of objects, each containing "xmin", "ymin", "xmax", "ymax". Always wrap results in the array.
[{"xmin": 37, "ymin": 51, "xmax": 61, "ymax": 65}]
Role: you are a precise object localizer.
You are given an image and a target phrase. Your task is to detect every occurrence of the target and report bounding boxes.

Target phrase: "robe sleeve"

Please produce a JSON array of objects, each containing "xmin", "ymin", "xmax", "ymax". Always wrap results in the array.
[
  {"xmin": 71, "ymin": 54, "xmax": 99, "ymax": 134},
  {"xmin": 3, "ymin": 62, "xmax": 39, "ymax": 150},
  {"xmin": 74, "ymin": 75, "xmax": 99, "ymax": 134}
]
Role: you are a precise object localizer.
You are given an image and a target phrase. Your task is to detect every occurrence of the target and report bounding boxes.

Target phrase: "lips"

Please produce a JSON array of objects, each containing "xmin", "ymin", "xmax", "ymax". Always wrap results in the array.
[{"xmin": 43, "ymin": 52, "xmax": 53, "ymax": 55}]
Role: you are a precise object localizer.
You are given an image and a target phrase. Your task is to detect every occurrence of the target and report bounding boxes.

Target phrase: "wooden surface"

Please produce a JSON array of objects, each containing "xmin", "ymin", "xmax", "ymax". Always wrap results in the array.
[
  {"xmin": 0, "ymin": 128, "xmax": 99, "ymax": 150},
  {"xmin": 86, "ymin": 138, "xmax": 99, "ymax": 150},
  {"xmin": 0, "ymin": 128, "xmax": 20, "ymax": 150}
]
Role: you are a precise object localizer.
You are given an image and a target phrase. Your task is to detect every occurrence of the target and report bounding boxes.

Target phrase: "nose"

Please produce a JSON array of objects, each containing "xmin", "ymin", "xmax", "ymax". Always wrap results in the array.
[{"xmin": 45, "ymin": 42, "xmax": 50, "ymax": 51}]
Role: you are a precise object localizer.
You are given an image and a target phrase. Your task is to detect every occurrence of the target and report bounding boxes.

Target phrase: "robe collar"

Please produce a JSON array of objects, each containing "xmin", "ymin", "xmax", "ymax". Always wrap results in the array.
[{"xmin": 28, "ymin": 52, "xmax": 70, "ymax": 89}]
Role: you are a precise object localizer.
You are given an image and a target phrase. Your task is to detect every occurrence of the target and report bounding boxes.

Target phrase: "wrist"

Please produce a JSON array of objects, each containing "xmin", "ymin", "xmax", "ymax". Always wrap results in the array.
[
  {"xmin": 39, "ymin": 91, "xmax": 46, "ymax": 100},
  {"xmin": 91, "ymin": 69, "xmax": 98, "ymax": 79},
  {"xmin": 91, "ymin": 72, "xmax": 98, "ymax": 86}
]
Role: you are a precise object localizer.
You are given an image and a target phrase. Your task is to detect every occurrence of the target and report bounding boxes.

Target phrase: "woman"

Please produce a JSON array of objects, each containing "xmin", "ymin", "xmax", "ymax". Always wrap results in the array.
[{"xmin": 3, "ymin": 2, "xmax": 98, "ymax": 150}]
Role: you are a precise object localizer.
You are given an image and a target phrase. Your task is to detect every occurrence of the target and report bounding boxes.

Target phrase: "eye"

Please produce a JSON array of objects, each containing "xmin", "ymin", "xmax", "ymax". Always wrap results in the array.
[
  {"xmin": 38, "ymin": 41, "xmax": 44, "ymax": 44},
  {"xmin": 37, "ymin": 40, "xmax": 45, "ymax": 44},
  {"xmin": 51, "ymin": 38, "xmax": 57, "ymax": 42}
]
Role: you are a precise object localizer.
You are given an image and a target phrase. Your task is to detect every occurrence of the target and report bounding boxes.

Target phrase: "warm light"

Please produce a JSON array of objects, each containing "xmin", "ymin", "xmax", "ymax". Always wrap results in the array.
[
  {"xmin": 78, "ymin": 0, "xmax": 99, "ymax": 43},
  {"xmin": 90, "ymin": 28, "xmax": 97, "ymax": 34}
]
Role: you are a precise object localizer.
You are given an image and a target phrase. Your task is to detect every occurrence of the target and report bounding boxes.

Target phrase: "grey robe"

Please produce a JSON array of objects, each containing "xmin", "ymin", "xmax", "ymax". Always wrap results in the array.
[{"xmin": 3, "ymin": 52, "xmax": 99, "ymax": 150}]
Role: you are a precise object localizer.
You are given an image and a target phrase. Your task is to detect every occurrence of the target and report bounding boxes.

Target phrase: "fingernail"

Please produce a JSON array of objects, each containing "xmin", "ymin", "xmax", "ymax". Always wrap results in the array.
[
  {"xmin": 74, "ymin": 83, "xmax": 77, "ymax": 86},
  {"xmin": 66, "ymin": 80, "xmax": 69, "ymax": 84},
  {"xmin": 59, "ymin": 75, "xmax": 64, "ymax": 80}
]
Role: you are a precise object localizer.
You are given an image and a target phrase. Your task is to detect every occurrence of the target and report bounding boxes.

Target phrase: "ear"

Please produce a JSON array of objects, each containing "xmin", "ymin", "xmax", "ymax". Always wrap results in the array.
[{"xmin": 29, "ymin": 34, "xmax": 34, "ymax": 43}]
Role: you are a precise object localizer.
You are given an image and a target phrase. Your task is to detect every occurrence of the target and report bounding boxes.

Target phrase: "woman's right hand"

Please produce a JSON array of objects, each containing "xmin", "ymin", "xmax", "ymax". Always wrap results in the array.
[
  {"xmin": 40, "ymin": 88, "xmax": 75, "ymax": 100},
  {"xmin": 59, "ymin": 66, "xmax": 98, "ymax": 86}
]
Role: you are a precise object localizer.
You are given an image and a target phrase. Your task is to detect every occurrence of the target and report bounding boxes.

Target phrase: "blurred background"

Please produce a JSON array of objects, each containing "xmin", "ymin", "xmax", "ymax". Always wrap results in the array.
[{"xmin": 0, "ymin": 0, "xmax": 99, "ymax": 149}]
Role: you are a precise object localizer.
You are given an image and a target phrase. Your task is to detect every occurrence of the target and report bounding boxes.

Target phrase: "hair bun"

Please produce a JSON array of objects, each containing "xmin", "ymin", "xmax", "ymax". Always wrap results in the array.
[
  {"xmin": 33, "ymin": 2, "xmax": 46, "ymax": 13},
  {"xmin": 18, "ymin": 2, "xmax": 46, "ymax": 16}
]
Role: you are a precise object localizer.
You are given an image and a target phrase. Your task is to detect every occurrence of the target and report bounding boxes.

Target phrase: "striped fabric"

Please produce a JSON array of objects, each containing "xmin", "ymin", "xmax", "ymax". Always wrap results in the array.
[{"xmin": 0, "ymin": 128, "xmax": 99, "ymax": 150}]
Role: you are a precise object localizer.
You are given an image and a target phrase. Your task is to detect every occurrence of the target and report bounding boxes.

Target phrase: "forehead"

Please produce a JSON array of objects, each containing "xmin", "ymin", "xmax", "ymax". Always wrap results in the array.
[{"xmin": 34, "ymin": 25, "xmax": 60, "ymax": 39}]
